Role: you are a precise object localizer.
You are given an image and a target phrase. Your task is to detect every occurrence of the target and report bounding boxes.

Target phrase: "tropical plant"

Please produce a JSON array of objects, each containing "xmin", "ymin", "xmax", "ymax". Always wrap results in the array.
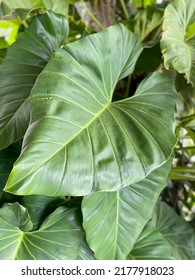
[{"xmin": 0, "ymin": 0, "xmax": 194, "ymax": 260}]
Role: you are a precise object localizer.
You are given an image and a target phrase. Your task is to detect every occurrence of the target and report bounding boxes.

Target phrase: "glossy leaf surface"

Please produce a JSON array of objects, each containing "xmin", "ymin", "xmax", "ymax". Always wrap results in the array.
[
  {"xmin": 161, "ymin": 0, "xmax": 195, "ymax": 86},
  {"xmin": 0, "ymin": 11, "xmax": 69, "ymax": 149},
  {"xmin": 0, "ymin": 203, "xmax": 83, "ymax": 259},
  {"xmin": 82, "ymin": 160, "xmax": 172, "ymax": 259},
  {"xmin": 5, "ymin": 24, "xmax": 176, "ymax": 195}
]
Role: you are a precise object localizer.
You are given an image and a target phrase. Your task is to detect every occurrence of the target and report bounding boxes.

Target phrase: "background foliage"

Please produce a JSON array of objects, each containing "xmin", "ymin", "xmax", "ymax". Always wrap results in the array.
[{"xmin": 0, "ymin": 0, "xmax": 195, "ymax": 259}]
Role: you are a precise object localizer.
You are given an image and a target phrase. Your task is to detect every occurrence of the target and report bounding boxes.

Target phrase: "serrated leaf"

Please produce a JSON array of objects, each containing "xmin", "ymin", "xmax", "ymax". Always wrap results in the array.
[
  {"xmin": 5, "ymin": 24, "xmax": 176, "ymax": 197},
  {"xmin": 0, "ymin": 203, "xmax": 83, "ymax": 260},
  {"xmin": 161, "ymin": 0, "xmax": 195, "ymax": 86},
  {"xmin": 0, "ymin": 11, "xmax": 69, "ymax": 149},
  {"xmin": 82, "ymin": 160, "xmax": 172, "ymax": 260}
]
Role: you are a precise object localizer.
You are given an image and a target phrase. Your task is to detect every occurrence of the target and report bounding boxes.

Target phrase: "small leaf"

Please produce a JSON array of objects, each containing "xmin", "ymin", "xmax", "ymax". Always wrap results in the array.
[{"xmin": 161, "ymin": 0, "xmax": 195, "ymax": 86}]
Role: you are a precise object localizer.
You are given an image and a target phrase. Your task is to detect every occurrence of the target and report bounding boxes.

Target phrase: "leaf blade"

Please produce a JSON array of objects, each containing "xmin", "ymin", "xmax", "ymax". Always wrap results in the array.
[
  {"xmin": 5, "ymin": 25, "xmax": 176, "ymax": 196},
  {"xmin": 82, "ymin": 160, "xmax": 173, "ymax": 260},
  {"xmin": 161, "ymin": 0, "xmax": 195, "ymax": 86},
  {"xmin": 0, "ymin": 11, "xmax": 69, "ymax": 149}
]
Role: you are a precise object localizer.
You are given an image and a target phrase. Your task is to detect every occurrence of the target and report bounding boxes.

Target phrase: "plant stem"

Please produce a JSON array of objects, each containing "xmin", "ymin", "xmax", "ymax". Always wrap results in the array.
[
  {"xmin": 22, "ymin": 20, "xmax": 29, "ymax": 29},
  {"xmin": 175, "ymin": 146, "xmax": 195, "ymax": 151},
  {"xmin": 119, "ymin": 0, "xmax": 129, "ymax": 20},
  {"xmin": 80, "ymin": 0, "xmax": 104, "ymax": 30},
  {"xmin": 180, "ymin": 113, "xmax": 195, "ymax": 124}
]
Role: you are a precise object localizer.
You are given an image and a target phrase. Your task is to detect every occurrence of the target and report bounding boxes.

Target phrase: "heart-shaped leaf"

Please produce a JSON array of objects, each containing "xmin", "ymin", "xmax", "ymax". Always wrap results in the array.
[
  {"xmin": 0, "ymin": 202, "xmax": 83, "ymax": 259},
  {"xmin": 0, "ymin": 11, "xmax": 69, "ymax": 149},
  {"xmin": 5, "ymin": 24, "xmax": 176, "ymax": 196},
  {"xmin": 161, "ymin": 0, "xmax": 195, "ymax": 86},
  {"xmin": 82, "ymin": 159, "xmax": 172, "ymax": 260}
]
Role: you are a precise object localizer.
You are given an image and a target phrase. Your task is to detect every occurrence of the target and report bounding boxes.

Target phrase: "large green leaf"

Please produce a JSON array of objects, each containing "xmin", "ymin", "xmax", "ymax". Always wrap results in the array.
[
  {"xmin": 0, "ymin": 202, "xmax": 83, "ymax": 259},
  {"xmin": 129, "ymin": 224, "xmax": 174, "ymax": 260},
  {"xmin": 82, "ymin": 159, "xmax": 172, "ymax": 260},
  {"xmin": 0, "ymin": 11, "xmax": 69, "ymax": 149},
  {"xmin": 161, "ymin": 0, "xmax": 195, "ymax": 86},
  {"xmin": 130, "ymin": 202, "xmax": 195, "ymax": 259},
  {"xmin": 5, "ymin": 24, "xmax": 176, "ymax": 197}
]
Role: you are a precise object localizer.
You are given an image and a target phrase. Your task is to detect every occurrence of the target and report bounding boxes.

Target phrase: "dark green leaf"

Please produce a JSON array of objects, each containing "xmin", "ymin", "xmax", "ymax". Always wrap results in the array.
[
  {"xmin": 130, "ymin": 202, "xmax": 195, "ymax": 259},
  {"xmin": 77, "ymin": 238, "xmax": 96, "ymax": 260},
  {"xmin": 0, "ymin": 11, "xmax": 69, "ymax": 149},
  {"xmin": 5, "ymin": 24, "xmax": 176, "ymax": 196},
  {"xmin": 0, "ymin": 142, "xmax": 21, "ymax": 197},
  {"xmin": 129, "ymin": 224, "xmax": 174, "ymax": 260},
  {"xmin": 0, "ymin": 203, "xmax": 84, "ymax": 259},
  {"xmin": 82, "ymin": 159, "xmax": 173, "ymax": 259},
  {"xmin": 22, "ymin": 195, "xmax": 65, "ymax": 230},
  {"xmin": 153, "ymin": 202, "xmax": 195, "ymax": 259},
  {"xmin": 129, "ymin": 6, "xmax": 163, "ymax": 42},
  {"xmin": 134, "ymin": 41, "xmax": 162, "ymax": 73}
]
